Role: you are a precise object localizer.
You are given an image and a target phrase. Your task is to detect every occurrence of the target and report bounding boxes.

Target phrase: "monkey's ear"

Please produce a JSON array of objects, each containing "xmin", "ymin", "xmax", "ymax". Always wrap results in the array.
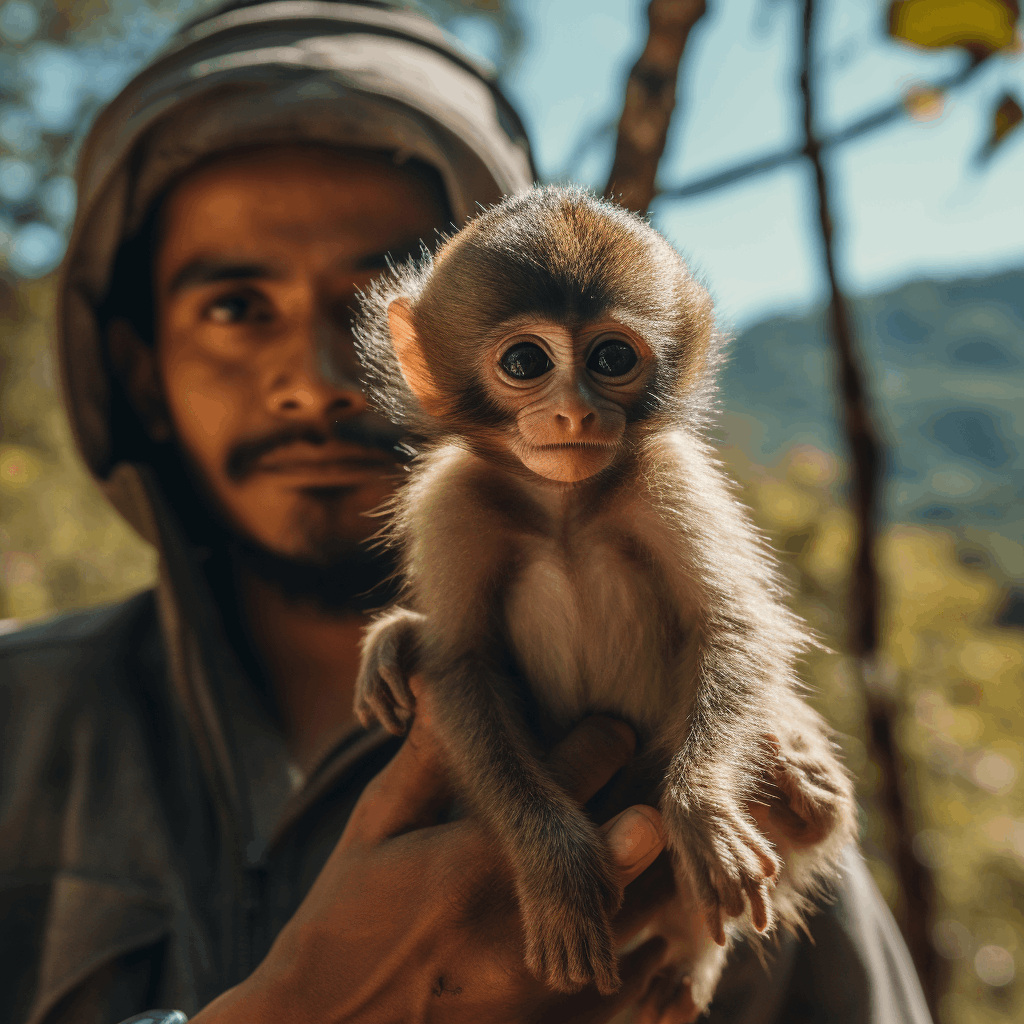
[{"xmin": 388, "ymin": 298, "xmax": 449, "ymax": 417}]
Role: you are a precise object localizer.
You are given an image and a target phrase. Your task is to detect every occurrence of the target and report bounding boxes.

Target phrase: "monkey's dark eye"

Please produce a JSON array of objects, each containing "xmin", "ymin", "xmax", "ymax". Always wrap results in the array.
[
  {"xmin": 588, "ymin": 339, "xmax": 638, "ymax": 377},
  {"xmin": 500, "ymin": 342, "xmax": 553, "ymax": 380}
]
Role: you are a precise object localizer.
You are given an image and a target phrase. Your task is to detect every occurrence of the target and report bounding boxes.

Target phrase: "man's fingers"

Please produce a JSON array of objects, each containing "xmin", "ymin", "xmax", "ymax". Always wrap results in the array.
[
  {"xmin": 339, "ymin": 678, "xmax": 453, "ymax": 847},
  {"xmin": 603, "ymin": 805, "xmax": 666, "ymax": 885},
  {"xmin": 613, "ymin": 849, "xmax": 676, "ymax": 945},
  {"xmin": 546, "ymin": 716, "xmax": 636, "ymax": 804}
]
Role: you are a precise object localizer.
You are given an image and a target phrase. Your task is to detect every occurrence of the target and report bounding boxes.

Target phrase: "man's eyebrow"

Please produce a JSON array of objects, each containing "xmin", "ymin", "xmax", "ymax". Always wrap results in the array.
[
  {"xmin": 167, "ymin": 258, "xmax": 285, "ymax": 294},
  {"xmin": 355, "ymin": 238, "xmax": 427, "ymax": 270}
]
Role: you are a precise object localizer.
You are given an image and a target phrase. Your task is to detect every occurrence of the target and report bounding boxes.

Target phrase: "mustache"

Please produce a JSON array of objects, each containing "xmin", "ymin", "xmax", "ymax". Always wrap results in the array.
[{"xmin": 225, "ymin": 417, "xmax": 411, "ymax": 482}]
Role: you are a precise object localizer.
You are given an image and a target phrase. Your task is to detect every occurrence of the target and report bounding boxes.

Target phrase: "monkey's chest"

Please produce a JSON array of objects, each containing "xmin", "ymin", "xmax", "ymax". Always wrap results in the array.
[{"xmin": 503, "ymin": 543, "xmax": 677, "ymax": 731}]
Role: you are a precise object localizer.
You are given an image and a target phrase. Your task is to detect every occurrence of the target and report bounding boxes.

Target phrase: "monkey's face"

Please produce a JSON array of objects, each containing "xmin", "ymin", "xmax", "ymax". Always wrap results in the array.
[{"xmin": 483, "ymin": 319, "xmax": 653, "ymax": 483}]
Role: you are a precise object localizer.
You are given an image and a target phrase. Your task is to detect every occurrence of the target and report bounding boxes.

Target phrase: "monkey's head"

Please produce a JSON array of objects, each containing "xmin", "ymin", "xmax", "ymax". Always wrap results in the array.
[{"xmin": 354, "ymin": 186, "xmax": 719, "ymax": 483}]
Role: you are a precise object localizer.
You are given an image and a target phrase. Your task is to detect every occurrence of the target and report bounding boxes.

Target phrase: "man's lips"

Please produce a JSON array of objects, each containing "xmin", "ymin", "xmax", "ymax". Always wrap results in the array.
[{"xmin": 254, "ymin": 442, "xmax": 396, "ymax": 474}]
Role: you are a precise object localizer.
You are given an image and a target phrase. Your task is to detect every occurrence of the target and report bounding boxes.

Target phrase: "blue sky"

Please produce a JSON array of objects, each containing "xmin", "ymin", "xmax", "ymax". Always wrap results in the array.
[
  {"xmin": 453, "ymin": 0, "xmax": 1024, "ymax": 329},
  {"xmin": 2, "ymin": 0, "xmax": 1021, "ymax": 329}
]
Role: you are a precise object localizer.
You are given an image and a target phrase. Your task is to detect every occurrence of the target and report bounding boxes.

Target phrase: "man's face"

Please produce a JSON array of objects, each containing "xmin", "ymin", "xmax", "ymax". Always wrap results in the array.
[{"xmin": 151, "ymin": 146, "xmax": 448, "ymax": 562}]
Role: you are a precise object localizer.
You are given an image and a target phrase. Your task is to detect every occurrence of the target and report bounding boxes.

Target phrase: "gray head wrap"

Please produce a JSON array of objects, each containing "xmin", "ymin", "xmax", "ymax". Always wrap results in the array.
[{"xmin": 59, "ymin": 0, "xmax": 535, "ymax": 491}]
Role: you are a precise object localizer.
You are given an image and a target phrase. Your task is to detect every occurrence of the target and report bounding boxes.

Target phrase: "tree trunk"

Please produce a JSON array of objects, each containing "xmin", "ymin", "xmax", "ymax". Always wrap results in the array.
[
  {"xmin": 798, "ymin": 0, "xmax": 943, "ymax": 1014},
  {"xmin": 603, "ymin": 0, "xmax": 706, "ymax": 212}
]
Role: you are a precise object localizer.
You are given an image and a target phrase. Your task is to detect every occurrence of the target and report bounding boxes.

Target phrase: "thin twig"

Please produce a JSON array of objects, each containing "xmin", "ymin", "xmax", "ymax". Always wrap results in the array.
[
  {"xmin": 799, "ymin": 0, "xmax": 943, "ymax": 1014},
  {"xmin": 603, "ymin": 0, "xmax": 706, "ymax": 212},
  {"xmin": 658, "ymin": 56, "xmax": 981, "ymax": 202}
]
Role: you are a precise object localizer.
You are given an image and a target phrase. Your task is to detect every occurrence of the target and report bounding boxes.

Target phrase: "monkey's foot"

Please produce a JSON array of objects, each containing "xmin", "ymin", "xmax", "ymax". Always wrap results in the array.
[
  {"xmin": 354, "ymin": 608, "xmax": 423, "ymax": 734},
  {"xmin": 667, "ymin": 800, "xmax": 781, "ymax": 946},
  {"xmin": 635, "ymin": 969, "xmax": 702, "ymax": 1024},
  {"xmin": 518, "ymin": 840, "xmax": 623, "ymax": 995},
  {"xmin": 765, "ymin": 733, "xmax": 853, "ymax": 849}
]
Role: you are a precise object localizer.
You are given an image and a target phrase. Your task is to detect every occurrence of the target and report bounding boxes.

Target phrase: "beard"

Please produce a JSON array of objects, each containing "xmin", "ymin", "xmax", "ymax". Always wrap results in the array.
[
  {"xmin": 152, "ymin": 436, "xmax": 405, "ymax": 616},
  {"xmin": 229, "ymin": 504, "xmax": 403, "ymax": 615}
]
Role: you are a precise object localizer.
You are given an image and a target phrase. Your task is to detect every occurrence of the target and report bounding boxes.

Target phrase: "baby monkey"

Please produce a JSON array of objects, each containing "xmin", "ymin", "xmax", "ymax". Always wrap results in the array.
[{"xmin": 352, "ymin": 186, "xmax": 856, "ymax": 1013}]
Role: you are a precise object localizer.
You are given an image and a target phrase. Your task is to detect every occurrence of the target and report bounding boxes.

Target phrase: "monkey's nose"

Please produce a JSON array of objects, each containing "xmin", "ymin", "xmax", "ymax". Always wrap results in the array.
[{"xmin": 554, "ymin": 408, "xmax": 597, "ymax": 435}]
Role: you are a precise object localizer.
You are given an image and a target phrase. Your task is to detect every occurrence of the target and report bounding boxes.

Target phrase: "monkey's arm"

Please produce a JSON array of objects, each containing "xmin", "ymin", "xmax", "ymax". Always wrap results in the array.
[{"xmin": 639, "ymin": 433, "xmax": 822, "ymax": 942}]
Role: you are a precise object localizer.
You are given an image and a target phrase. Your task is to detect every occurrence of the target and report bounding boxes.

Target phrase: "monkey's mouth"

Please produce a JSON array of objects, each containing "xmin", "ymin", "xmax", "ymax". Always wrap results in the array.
[{"xmin": 533, "ymin": 442, "xmax": 616, "ymax": 450}]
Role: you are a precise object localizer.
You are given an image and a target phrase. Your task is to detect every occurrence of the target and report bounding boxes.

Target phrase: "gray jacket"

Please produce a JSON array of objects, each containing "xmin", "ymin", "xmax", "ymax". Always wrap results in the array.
[{"xmin": 0, "ymin": 3, "xmax": 932, "ymax": 1021}]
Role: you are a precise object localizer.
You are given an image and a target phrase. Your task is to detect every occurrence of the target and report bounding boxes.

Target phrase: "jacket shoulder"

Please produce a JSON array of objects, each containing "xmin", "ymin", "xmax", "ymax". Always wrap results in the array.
[
  {"xmin": 0, "ymin": 589, "xmax": 161, "ymax": 729},
  {"xmin": 0, "ymin": 589, "xmax": 157, "ymax": 658}
]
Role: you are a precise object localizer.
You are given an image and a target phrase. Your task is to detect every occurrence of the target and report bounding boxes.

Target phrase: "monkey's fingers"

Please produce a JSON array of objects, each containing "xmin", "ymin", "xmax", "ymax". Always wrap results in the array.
[
  {"xmin": 744, "ymin": 878, "xmax": 774, "ymax": 934},
  {"xmin": 354, "ymin": 661, "xmax": 416, "ymax": 736},
  {"xmin": 705, "ymin": 905, "xmax": 726, "ymax": 948}
]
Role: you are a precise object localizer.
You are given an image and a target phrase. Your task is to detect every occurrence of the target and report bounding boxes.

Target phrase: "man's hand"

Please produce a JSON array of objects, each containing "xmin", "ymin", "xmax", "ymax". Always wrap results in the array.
[{"xmin": 192, "ymin": 682, "xmax": 671, "ymax": 1024}]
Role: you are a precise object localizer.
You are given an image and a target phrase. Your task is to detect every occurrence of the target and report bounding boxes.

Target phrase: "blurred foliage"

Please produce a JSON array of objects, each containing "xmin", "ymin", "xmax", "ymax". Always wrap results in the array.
[
  {"xmin": 0, "ymin": 277, "xmax": 155, "ymax": 623},
  {"xmin": 2, "ymin": 274, "xmax": 1022, "ymax": 1020},
  {"xmin": 888, "ymin": 0, "xmax": 1024, "ymax": 161},
  {"xmin": 717, "ymin": 439, "xmax": 1024, "ymax": 1024},
  {"xmin": 0, "ymin": 0, "xmax": 518, "ymax": 279}
]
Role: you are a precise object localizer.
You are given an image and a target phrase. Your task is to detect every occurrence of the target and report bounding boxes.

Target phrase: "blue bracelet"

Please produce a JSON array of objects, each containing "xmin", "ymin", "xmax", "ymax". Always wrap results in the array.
[{"xmin": 119, "ymin": 1013, "xmax": 188, "ymax": 1024}]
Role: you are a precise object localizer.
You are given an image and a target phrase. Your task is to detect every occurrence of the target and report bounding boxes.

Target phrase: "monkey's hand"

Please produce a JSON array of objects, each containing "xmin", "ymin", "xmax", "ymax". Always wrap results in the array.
[
  {"xmin": 517, "ymin": 812, "xmax": 624, "ymax": 996},
  {"xmin": 662, "ymin": 795, "xmax": 780, "ymax": 947},
  {"xmin": 354, "ymin": 607, "xmax": 425, "ymax": 735}
]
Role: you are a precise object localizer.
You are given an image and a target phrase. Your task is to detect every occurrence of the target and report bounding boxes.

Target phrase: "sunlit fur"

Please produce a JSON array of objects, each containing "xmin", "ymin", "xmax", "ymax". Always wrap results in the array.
[{"xmin": 352, "ymin": 186, "xmax": 857, "ymax": 1012}]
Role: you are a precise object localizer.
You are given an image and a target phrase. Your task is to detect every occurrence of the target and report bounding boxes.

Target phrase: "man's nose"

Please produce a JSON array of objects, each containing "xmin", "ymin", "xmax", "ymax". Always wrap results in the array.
[{"xmin": 265, "ymin": 310, "xmax": 368, "ymax": 419}]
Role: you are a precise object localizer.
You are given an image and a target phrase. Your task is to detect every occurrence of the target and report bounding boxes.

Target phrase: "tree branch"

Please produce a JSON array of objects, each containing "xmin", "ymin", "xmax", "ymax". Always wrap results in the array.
[
  {"xmin": 658, "ymin": 55, "xmax": 981, "ymax": 203},
  {"xmin": 799, "ymin": 0, "xmax": 944, "ymax": 1014},
  {"xmin": 603, "ymin": 0, "xmax": 707, "ymax": 213}
]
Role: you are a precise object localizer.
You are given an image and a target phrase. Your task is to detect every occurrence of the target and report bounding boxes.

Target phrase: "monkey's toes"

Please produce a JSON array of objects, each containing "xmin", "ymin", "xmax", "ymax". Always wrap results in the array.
[
  {"xmin": 771, "ymin": 752, "xmax": 852, "ymax": 846},
  {"xmin": 637, "ymin": 970, "xmax": 701, "ymax": 1024},
  {"xmin": 524, "ymin": 910, "xmax": 620, "ymax": 995}
]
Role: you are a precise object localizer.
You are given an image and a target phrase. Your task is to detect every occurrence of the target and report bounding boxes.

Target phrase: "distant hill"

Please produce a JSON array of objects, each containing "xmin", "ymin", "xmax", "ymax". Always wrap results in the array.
[{"xmin": 718, "ymin": 267, "xmax": 1024, "ymax": 549}]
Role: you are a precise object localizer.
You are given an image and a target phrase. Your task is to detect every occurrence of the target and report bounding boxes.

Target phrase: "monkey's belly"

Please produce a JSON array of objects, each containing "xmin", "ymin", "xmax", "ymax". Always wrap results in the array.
[{"xmin": 504, "ymin": 548, "xmax": 676, "ymax": 733}]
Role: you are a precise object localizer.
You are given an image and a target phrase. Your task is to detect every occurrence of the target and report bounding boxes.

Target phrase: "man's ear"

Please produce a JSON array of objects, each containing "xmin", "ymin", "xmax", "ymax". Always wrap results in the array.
[
  {"xmin": 387, "ymin": 298, "xmax": 449, "ymax": 417},
  {"xmin": 106, "ymin": 318, "xmax": 172, "ymax": 442}
]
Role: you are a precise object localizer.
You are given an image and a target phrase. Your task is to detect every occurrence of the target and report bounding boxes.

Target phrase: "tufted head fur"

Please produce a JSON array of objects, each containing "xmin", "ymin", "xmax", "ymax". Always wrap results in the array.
[{"xmin": 352, "ymin": 185, "xmax": 724, "ymax": 444}]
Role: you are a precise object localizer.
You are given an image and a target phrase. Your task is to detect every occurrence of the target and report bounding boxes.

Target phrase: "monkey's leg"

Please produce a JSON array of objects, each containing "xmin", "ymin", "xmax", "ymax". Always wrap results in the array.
[
  {"xmin": 354, "ymin": 607, "xmax": 424, "ymax": 734},
  {"xmin": 431, "ymin": 653, "xmax": 623, "ymax": 995},
  {"xmin": 635, "ymin": 883, "xmax": 730, "ymax": 1022},
  {"xmin": 762, "ymin": 726, "xmax": 857, "ymax": 851}
]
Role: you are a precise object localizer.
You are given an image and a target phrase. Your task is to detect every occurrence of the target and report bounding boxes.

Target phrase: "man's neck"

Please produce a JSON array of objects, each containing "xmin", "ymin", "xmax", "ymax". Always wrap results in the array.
[{"xmin": 237, "ymin": 566, "xmax": 368, "ymax": 775}]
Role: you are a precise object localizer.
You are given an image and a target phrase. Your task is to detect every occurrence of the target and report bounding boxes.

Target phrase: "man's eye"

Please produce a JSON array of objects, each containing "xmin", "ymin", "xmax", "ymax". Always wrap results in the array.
[
  {"xmin": 500, "ymin": 340, "xmax": 553, "ymax": 380},
  {"xmin": 206, "ymin": 293, "xmax": 269, "ymax": 325}
]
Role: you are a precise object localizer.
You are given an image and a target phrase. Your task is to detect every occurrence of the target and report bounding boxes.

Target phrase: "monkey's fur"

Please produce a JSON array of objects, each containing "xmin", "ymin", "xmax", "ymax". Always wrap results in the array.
[{"xmin": 351, "ymin": 186, "xmax": 857, "ymax": 1013}]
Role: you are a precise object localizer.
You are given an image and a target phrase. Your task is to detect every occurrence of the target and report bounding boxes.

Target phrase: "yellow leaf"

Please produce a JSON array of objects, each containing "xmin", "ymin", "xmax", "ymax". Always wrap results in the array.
[
  {"xmin": 903, "ymin": 83, "xmax": 947, "ymax": 121},
  {"xmin": 888, "ymin": 0, "xmax": 1019, "ymax": 58}
]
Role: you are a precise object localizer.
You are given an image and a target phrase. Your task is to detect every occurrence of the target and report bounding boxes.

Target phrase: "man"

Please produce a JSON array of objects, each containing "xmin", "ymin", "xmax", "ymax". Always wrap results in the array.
[{"xmin": 0, "ymin": 2, "xmax": 933, "ymax": 1022}]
